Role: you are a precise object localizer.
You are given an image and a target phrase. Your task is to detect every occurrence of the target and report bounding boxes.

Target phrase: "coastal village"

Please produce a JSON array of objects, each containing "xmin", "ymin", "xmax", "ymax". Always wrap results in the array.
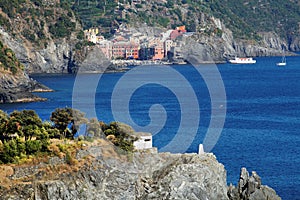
[{"xmin": 84, "ymin": 24, "xmax": 193, "ymax": 64}]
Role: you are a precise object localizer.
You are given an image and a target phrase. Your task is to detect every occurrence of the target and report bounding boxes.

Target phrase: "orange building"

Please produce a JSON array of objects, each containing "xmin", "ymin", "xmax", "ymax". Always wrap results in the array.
[
  {"xmin": 170, "ymin": 25, "xmax": 187, "ymax": 40},
  {"xmin": 152, "ymin": 46, "xmax": 164, "ymax": 60},
  {"xmin": 176, "ymin": 25, "xmax": 186, "ymax": 31}
]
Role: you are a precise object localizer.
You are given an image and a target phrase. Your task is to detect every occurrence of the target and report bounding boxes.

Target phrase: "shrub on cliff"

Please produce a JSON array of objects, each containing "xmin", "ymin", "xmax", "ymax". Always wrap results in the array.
[
  {"xmin": 0, "ymin": 108, "xmax": 138, "ymax": 164},
  {"xmin": 0, "ymin": 40, "xmax": 24, "ymax": 75},
  {"xmin": 50, "ymin": 107, "xmax": 88, "ymax": 139},
  {"xmin": 101, "ymin": 122, "xmax": 137, "ymax": 152},
  {"xmin": 0, "ymin": 138, "xmax": 26, "ymax": 164}
]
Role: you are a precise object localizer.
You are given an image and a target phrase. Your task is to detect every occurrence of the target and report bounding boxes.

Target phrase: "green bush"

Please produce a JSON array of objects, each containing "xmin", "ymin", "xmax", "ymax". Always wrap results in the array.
[
  {"xmin": 25, "ymin": 140, "xmax": 42, "ymax": 155},
  {"xmin": 0, "ymin": 139, "xmax": 25, "ymax": 164},
  {"xmin": 102, "ymin": 122, "xmax": 137, "ymax": 153}
]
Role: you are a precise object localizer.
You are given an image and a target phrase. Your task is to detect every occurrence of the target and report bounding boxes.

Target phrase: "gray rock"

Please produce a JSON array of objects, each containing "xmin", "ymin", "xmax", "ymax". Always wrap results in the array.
[
  {"xmin": 0, "ymin": 72, "xmax": 52, "ymax": 103},
  {"xmin": 228, "ymin": 167, "xmax": 281, "ymax": 200},
  {"xmin": 0, "ymin": 146, "xmax": 231, "ymax": 200}
]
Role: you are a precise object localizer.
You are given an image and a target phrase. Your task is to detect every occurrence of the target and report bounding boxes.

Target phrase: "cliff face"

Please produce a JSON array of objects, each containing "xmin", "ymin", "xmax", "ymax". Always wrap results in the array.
[
  {"xmin": 0, "ymin": 38, "xmax": 51, "ymax": 103},
  {"xmin": 0, "ymin": 29, "xmax": 72, "ymax": 73},
  {"xmin": 0, "ymin": 140, "xmax": 281, "ymax": 200}
]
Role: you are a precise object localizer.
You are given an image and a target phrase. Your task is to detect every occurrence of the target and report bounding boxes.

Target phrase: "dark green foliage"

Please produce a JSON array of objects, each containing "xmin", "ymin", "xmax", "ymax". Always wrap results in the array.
[
  {"xmin": 64, "ymin": 0, "xmax": 300, "ymax": 41},
  {"xmin": 32, "ymin": 0, "xmax": 43, "ymax": 7},
  {"xmin": 156, "ymin": 17, "xmax": 170, "ymax": 27},
  {"xmin": 65, "ymin": 150, "xmax": 72, "ymax": 165},
  {"xmin": 25, "ymin": 140, "xmax": 42, "ymax": 154},
  {"xmin": 8, "ymin": 110, "xmax": 43, "ymax": 141},
  {"xmin": 50, "ymin": 107, "xmax": 88, "ymax": 139},
  {"xmin": 0, "ymin": 108, "xmax": 138, "ymax": 164},
  {"xmin": 0, "ymin": 110, "xmax": 50, "ymax": 164},
  {"xmin": 0, "ymin": 40, "xmax": 24, "ymax": 74},
  {"xmin": 75, "ymin": 40, "xmax": 95, "ymax": 50},
  {"xmin": 166, "ymin": 0, "xmax": 174, "ymax": 8},
  {"xmin": 0, "ymin": 15, "xmax": 10, "ymax": 30},
  {"xmin": 0, "ymin": 0, "xmax": 26, "ymax": 18},
  {"xmin": 43, "ymin": 122, "xmax": 61, "ymax": 139},
  {"xmin": 135, "ymin": 4, "xmax": 143, "ymax": 9},
  {"xmin": 49, "ymin": 15, "xmax": 76, "ymax": 38},
  {"xmin": 77, "ymin": 30, "xmax": 85, "ymax": 40},
  {"xmin": 0, "ymin": 139, "xmax": 26, "ymax": 164},
  {"xmin": 0, "ymin": 110, "xmax": 9, "ymax": 142},
  {"xmin": 23, "ymin": 29, "xmax": 36, "ymax": 42},
  {"xmin": 101, "ymin": 122, "xmax": 137, "ymax": 152}
]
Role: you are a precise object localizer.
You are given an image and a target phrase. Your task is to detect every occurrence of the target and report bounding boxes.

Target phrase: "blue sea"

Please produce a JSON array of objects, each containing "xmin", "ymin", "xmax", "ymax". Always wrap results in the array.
[{"xmin": 1, "ymin": 56, "xmax": 300, "ymax": 200}]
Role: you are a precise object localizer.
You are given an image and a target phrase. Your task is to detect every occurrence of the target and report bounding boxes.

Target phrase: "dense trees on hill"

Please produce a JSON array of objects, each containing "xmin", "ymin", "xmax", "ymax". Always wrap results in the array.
[{"xmin": 0, "ymin": 108, "xmax": 137, "ymax": 164}]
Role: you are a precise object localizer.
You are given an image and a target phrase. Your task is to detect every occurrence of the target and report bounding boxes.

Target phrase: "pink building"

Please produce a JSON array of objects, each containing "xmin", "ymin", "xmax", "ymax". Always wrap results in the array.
[
  {"xmin": 149, "ymin": 38, "xmax": 165, "ymax": 60},
  {"xmin": 170, "ymin": 26, "xmax": 187, "ymax": 40},
  {"xmin": 112, "ymin": 42, "xmax": 139, "ymax": 59}
]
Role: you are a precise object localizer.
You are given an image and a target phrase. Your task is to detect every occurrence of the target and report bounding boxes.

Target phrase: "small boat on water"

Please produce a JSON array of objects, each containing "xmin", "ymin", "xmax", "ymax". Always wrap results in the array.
[
  {"xmin": 229, "ymin": 57, "xmax": 256, "ymax": 64},
  {"xmin": 276, "ymin": 54, "xmax": 286, "ymax": 66}
]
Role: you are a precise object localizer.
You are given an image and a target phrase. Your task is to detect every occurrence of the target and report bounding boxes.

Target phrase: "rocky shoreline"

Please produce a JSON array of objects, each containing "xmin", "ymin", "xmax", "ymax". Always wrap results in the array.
[
  {"xmin": 0, "ymin": 139, "xmax": 281, "ymax": 200},
  {"xmin": 0, "ymin": 72, "xmax": 53, "ymax": 104}
]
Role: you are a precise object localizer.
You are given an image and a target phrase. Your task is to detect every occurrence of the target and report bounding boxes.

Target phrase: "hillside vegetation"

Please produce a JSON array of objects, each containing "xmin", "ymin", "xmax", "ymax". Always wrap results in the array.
[
  {"xmin": 63, "ymin": 0, "xmax": 300, "ymax": 40},
  {"xmin": 0, "ymin": 108, "xmax": 137, "ymax": 164},
  {"xmin": 0, "ymin": 0, "xmax": 79, "ymax": 48},
  {"xmin": 0, "ymin": 40, "xmax": 24, "ymax": 74}
]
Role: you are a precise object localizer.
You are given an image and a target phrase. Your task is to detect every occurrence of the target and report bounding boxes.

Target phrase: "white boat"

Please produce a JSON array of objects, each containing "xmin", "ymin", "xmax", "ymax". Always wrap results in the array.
[
  {"xmin": 276, "ymin": 54, "xmax": 286, "ymax": 66},
  {"xmin": 229, "ymin": 57, "xmax": 256, "ymax": 64}
]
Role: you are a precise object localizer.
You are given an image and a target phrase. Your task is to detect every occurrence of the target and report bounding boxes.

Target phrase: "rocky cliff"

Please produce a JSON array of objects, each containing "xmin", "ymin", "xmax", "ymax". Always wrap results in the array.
[
  {"xmin": 0, "ymin": 139, "xmax": 281, "ymax": 200},
  {"xmin": 0, "ymin": 38, "xmax": 52, "ymax": 103},
  {"xmin": 0, "ymin": 70, "xmax": 52, "ymax": 103},
  {"xmin": 180, "ymin": 16, "xmax": 293, "ymax": 63}
]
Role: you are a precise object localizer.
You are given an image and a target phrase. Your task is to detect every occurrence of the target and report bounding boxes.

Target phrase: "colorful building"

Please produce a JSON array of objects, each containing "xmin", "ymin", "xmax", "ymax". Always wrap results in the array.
[
  {"xmin": 112, "ymin": 41, "xmax": 139, "ymax": 59},
  {"xmin": 170, "ymin": 26, "xmax": 187, "ymax": 40},
  {"xmin": 84, "ymin": 28, "xmax": 104, "ymax": 44},
  {"xmin": 152, "ymin": 45, "xmax": 164, "ymax": 60},
  {"xmin": 148, "ymin": 38, "xmax": 165, "ymax": 60}
]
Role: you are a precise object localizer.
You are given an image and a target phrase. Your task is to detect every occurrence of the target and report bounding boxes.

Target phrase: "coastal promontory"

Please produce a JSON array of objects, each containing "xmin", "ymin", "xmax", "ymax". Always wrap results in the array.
[
  {"xmin": 0, "ymin": 113, "xmax": 281, "ymax": 200},
  {"xmin": 0, "ymin": 139, "xmax": 281, "ymax": 200}
]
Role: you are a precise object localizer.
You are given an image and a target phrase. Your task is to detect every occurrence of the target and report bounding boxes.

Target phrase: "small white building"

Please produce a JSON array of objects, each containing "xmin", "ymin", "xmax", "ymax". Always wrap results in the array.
[{"xmin": 131, "ymin": 132, "xmax": 152, "ymax": 150}]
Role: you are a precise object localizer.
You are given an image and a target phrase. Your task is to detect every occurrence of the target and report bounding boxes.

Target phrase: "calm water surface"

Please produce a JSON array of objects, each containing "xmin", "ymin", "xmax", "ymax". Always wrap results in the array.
[{"xmin": 1, "ymin": 56, "xmax": 300, "ymax": 200}]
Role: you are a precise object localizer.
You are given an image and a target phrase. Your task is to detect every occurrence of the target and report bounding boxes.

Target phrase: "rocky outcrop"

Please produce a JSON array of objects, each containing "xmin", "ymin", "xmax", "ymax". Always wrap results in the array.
[
  {"xmin": 0, "ymin": 71, "xmax": 52, "ymax": 103},
  {"xmin": 0, "ymin": 140, "xmax": 281, "ymax": 200},
  {"xmin": 228, "ymin": 167, "xmax": 281, "ymax": 200},
  {"xmin": 73, "ymin": 46, "xmax": 118, "ymax": 73},
  {"xmin": 289, "ymin": 36, "xmax": 300, "ymax": 51}
]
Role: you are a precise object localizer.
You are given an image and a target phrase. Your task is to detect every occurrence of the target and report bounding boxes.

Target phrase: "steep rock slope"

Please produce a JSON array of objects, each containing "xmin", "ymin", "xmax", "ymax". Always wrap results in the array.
[{"xmin": 0, "ymin": 40, "xmax": 51, "ymax": 103}]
